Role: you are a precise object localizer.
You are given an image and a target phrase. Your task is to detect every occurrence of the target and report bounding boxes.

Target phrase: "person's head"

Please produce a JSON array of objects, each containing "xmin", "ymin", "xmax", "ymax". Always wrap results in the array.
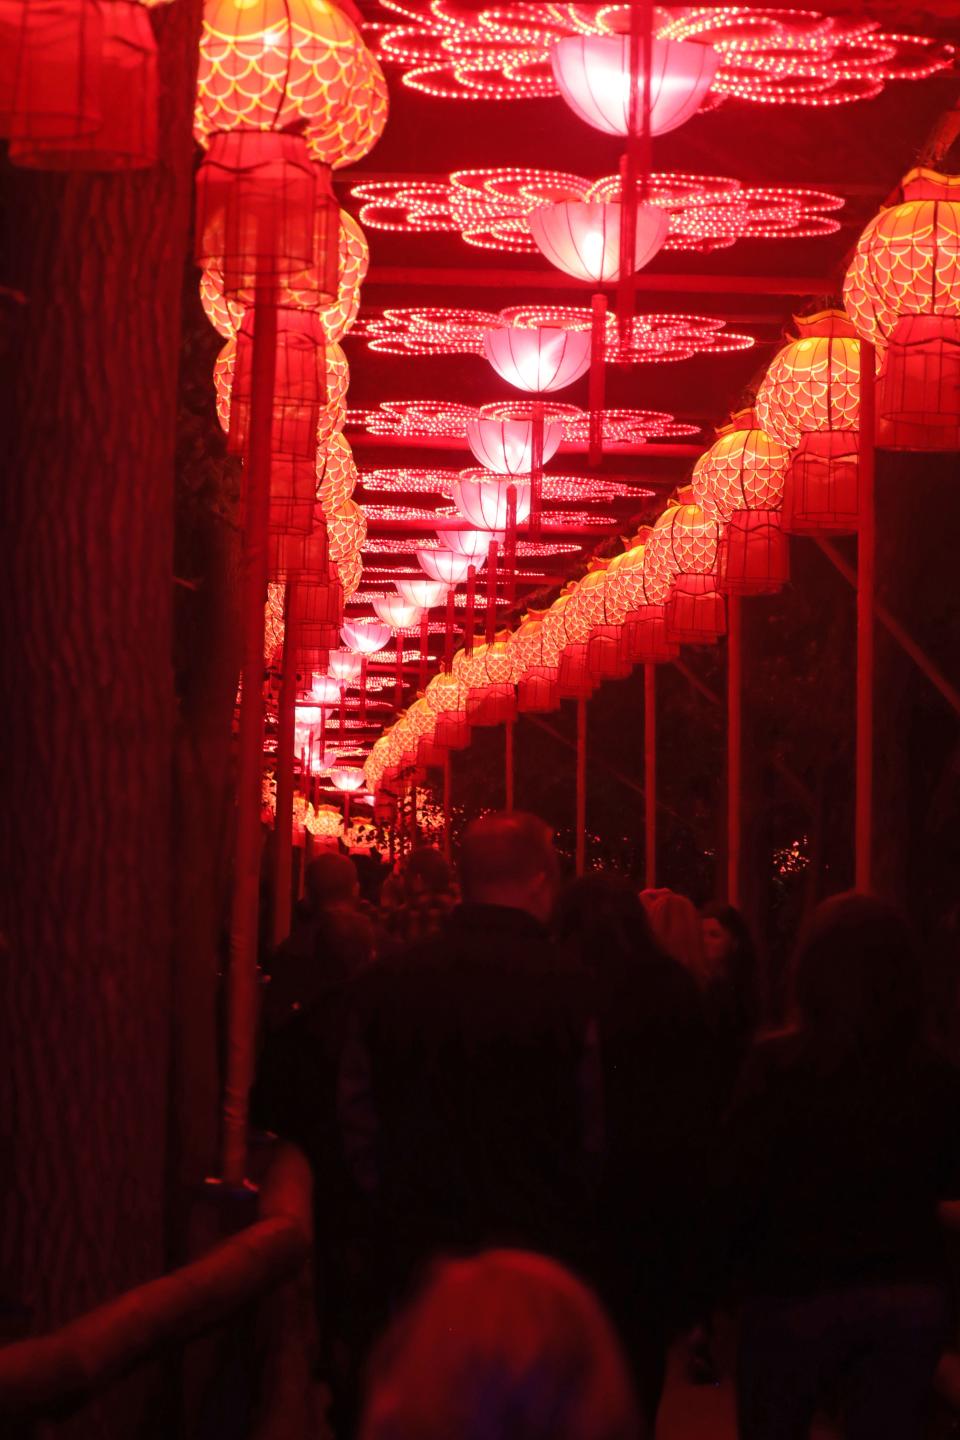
[
  {"xmin": 555, "ymin": 874, "xmax": 662, "ymax": 974},
  {"xmin": 459, "ymin": 813, "xmax": 560, "ymax": 924},
  {"xmin": 304, "ymin": 851, "xmax": 359, "ymax": 914},
  {"xmin": 701, "ymin": 902, "xmax": 757, "ymax": 982},
  {"xmin": 404, "ymin": 845, "xmax": 454, "ymax": 903},
  {"xmin": 791, "ymin": 891, "xmax": 925, "ymax": 1057},
  {"xmin": 360, "ymin": 1249, "xmax": 642, "ymax": 1440},
  {"xmin": 640, "ymin": 888, "xmax": 705, "ymax": 978}
]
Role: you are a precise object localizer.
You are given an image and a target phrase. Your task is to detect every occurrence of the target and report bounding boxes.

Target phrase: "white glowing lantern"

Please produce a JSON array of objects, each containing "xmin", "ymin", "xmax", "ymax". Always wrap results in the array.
[
  {"xmin": 453, "ymin": 475, "xmax": 532, "ymax": 531},
  {"xmin": 327, "ymin": 648, "xmax": 362, "ymax": 683},
  {"xmin": 340, "ymin": 618, "xmax": 391, "ymax": 655},
  {"xmin": 394, "ymin": 577, "xmax": 449, "ymax": 609},
  {"xmin": 416, "ymin": 548, "xmax": 474, "ymax": 585},
  {"xmin": 440, "ymin": 528, "xmax": 494, "ymax": 559},
  {"xmin": 301, "ymin": 676, "xmax": 341, "ymax": 707},
  {"xmin": 466, "ymin": 416, "xmax": 562, "ymax": 475},
  {"xmin": 372, "ymin": 594, "xmax": 423, "ymax": 629},
  {"xmin": 550, "ymin": 35, "xmax": 719, "ymax": 139},
  {"xmin": 329, "ymin": 766, "xmax": 365, "ymax": 792},
  {"xmin": 483, "ymin": 325, "xmax": 592, "ymax": 393},
  {"xmin": 528, "ymin": 201, "xmax": 668, "ymax": 284}
]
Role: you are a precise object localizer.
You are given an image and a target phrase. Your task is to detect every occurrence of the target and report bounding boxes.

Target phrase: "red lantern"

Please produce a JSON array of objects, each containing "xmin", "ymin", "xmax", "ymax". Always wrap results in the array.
[
  {"xmin": 0, "ymin": 0, "xmax": 103, "ymax": 145},
  {"xmin": 691, "ymin": 412, "xmax": 792, "ymax": 596},
  {"xmin": 227, "ymin": 308, "xmax": 328, "ymax": 458},
  {"xmin": 528, "ymin": 201, "xmax": 669, "ymax": 284},
  {"xmin": 550, "ymin": 35, "xmax": 719, "ymax": 138},
  {"xmin": 718, "ymin": 511, "xmax": 789, "ymax": 597},
  {"xmin": 845, "ymin": 168, "xmax": 960, "ymax": 451},
  {"xmin": 8, "ymin": 1, "xmax": 158, "ymax": 170},
  {"xmin": 620, "ymin": 606, "xmax": 679, "ymax": 665},
  {"xmin": 756, "ymin": 311, "xmax": 861, "ymax": 534},
  {"xmin": 647, "ymin": 497, "xmax": 726, "ymax": 645},
  {"xmin": 483, "ymin": 325, "xmax": 592, "ymax": 392}
]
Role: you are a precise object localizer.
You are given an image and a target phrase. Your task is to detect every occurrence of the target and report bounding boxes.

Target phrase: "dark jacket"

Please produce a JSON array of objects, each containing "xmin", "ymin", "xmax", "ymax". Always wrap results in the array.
[
  {"xmin": 717, "ymin": 1032, "xmax": 960, "ymax": 1300},
  {"xmin": 339, "ymin": 902, "xmax": 595, "ymax": 1291}
]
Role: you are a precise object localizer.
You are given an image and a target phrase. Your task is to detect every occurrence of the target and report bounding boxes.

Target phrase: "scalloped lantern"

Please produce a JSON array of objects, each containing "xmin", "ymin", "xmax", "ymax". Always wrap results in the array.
[
  {"xmin": 528, "ymin": 201, "xmax": 669, "ymax": 284},
  {"xmin": 466, "ymin": 417, "xmax": 562, "ymax": 476},
  {"xmin": 648, "ymin": 496, "xmax": 726, "ymax": 645},
  {"xmin": 691, "ymin": 413, "xmax": 792, "ymax": 596},
  {"xmin": 194, "ymin": 0, "xmax": 387, "ymax": 170},
  {"xmin": 307, "ymin": 803, "xmax": 343, "ymax": 841},
  {"xmin": 425, "ymin": 671, "xmax": 471, "ymax": 750},
  {"xmin": 574, "ymin": 564, "xmax": 632, "ymax": 681},
  {"xmin": 417, "ymin": 548, "xmax": 475, "ymax": 585},
  {"xmin": 453, "ymin": 475, "xmax": 532, "ymax": 531},
  {"xmin": 507, "ymin": 613, "xmax": 559, "ymax": 715},
  {"xmin": 227, "ymin": 308, "xmax": 328, "ymax": 458},
  {"xmin": 455, "ymin": 636, "xmax": 516, "ymax": 726},
  {"xmin": 550, "ymin": 35, "xmax": 719, "ymax": 139},
  {"xmin": 327, "ymin": 649, "xmax": 362, "ymax": 684},
  {"xmin": 844, "ymin": 168, "xmax": 960, "ymax": 451},
  {"xmin": 8, "ymin": 0, "xmax": 158, "ymax": 171},
  {"xmin": 483, "ymin": 325, "xmax": 592, "ymax": 393},
  {"xmin": 318, "ymin": 431, "xmax": 358, "ymax": 513},
  {"xmin": 327, "ymin": 499, "xmax": 367, "ymax": 563},
  {"xmin": 330, "ymin": 766, "xmax": 365, "ymax": 793},
  {"xmin": 373, "ymin": 594, "xmax": 423, "ymax": 629},
  {"xmin": 440, "ymin": 528, "xmax": 494, "ymax": 559},
  {"xmin": 756, "ymin": 311, "xmax": 861, "ymax": 534},
  {"xmin": 341, "ymin": 617, "xmax": 390, "ymax": 656}
]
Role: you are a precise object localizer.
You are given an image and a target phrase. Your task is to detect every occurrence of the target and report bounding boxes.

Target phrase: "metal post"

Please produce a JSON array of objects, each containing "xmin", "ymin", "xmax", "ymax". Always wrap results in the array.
[
  {"xmin": 856, "ymin": 339, "xmax": 876, "ymax": 892},
  {"xmin": 644, "ymin": 662, "xmax": 656, "ymax": 888},
  {"xmin": 726, "ymin": 594, "xmax": 742, "ymax": 908},
  {"xmin": 271, "ymin": 574, "xmax": 299, "ymax": 949},
  {"xmin": 505, "ymin": 717, "xmax": 515, "ymax": 812},
  {"xmin": 576, "ymin": 697, "xmax": 587, "ymax": 876}
]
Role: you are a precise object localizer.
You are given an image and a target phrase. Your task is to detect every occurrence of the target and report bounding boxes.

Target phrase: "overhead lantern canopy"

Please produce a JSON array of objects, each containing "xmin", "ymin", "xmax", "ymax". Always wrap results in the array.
[
  {"xmin": 691, "ymin": 412, "xmax": 792, "ymax": 596},
  {"xmin": 844, "ymin": 168, "xmax": 960, "ymax": 451},
  {"xmin": 483, "ymin": 325, "xmax": 592, "ymax": 393},
  {"xmin": 528, "ymin": 201, "xmax": 669, "ymax": 284},
  {"xmin": 453, "ymin": 474, "xmax": 532, "ymax": 531},
  {"xmin": 550, "ymin": 34, "xmax": 719, "ymax": 138},
  {"xmin": 372, "ymin": 594, "xmax": 423, "ymax": 629},
  {"xmin": 755, "ymin": 310, "xmax": 862, "ymax": 534},
  {"xmin": 417, "ymin": 549, "xmax": 477, "ymax": 585}
]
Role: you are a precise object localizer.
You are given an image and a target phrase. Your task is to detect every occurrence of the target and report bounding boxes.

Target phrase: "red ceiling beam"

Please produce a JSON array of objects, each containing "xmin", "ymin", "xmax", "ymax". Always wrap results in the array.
[
  {"xmin": 368, "ymin": 516, "xmax": 625, "ymax": 536},
  {"xmin": 348, "ymin": 433, "xmax": 703, "ymax": 457}
]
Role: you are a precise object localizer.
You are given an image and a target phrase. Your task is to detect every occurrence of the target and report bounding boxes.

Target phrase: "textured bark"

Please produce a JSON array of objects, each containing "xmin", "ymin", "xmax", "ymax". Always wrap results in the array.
[{"xmin": 0, "ymin": 5, "xmax": 203, "ymax": 1427}]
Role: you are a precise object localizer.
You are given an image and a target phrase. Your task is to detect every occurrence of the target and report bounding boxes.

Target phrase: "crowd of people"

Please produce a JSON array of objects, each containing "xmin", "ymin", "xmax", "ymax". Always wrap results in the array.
[{"xmin": 252, "ymin": 812, "xmax": 960, "ymax": 1440}]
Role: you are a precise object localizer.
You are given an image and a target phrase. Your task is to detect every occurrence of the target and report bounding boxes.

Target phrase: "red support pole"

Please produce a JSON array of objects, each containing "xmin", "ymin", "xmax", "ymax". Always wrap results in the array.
[
  {"xmin": 223, "ymin": 283, "xmax": 277, "ymax": 1186},
  {"xmin": 530, "ymin": 402, "xmax": 543, "ymax": 540},
  {"xmin": 576, "ymin": 696, "xmax": 587, "ymax": 877},
  {"xmin": 726, "ymin": 594, "xmax": 742, "ymax": 908},
  {"xmin": 410, "ymin": 784, "xmax": 418, "ymax": 848},
  {"xmin": 271, "ymin": 574, "xmax": 299, "ymax": 949},
  {"xmin": 444, "ymin": 586, "xmax": 455, "ymax": 671},
  {"xmin": 486, "ymin": 540, "xmax": 499, "ymax": 644},
  {"xmin": 443, "ymin": 750, "xmax": 452, "ymax": 861},
  {"xmin": 465, "ymin": 563, "xmax": 477, "ymax": 655},
  {"xmin": 588, "ymin": 294, "xmax": 607, "ymax": 467},
  {"xmin": 644, "ymin": 662, "xmax": 656, "ymax": 889},
  {"xmin": 419, "ymin": 609, "xmax": 430, "ymax": 691},
  {"xmin": 505, "ymin": 717, "xmax": 515, "ymax": 812},
  {"xmin": 505, "ymin": 484, "xmax": 518, "ymax": 609},
  {"xmin": 360, "ymin": 655, "xmax": 368, "ymax": 723},
  {"xmin": 339, "ymin": 682, "xmax": 346, "ymax": 746},
  {"xmin": 394, "ymin": 632, "xmax": 404, "ymax": 710},
  {"xmin": 856, "ymin": 339, "xmax": 876, "ymax": 892}
]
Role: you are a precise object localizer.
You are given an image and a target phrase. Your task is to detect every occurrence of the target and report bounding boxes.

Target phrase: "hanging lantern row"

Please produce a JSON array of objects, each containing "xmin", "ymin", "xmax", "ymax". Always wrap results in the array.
[{"xmin": 349, "ymin": 399, "xmax": 698, "ymax": 443}]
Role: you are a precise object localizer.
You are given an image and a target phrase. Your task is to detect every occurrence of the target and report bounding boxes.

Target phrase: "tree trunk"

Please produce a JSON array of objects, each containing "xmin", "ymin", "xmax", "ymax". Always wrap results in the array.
[{"xmin": 0, "ymin": 4, "xmax": 203, "ymax": 1431}]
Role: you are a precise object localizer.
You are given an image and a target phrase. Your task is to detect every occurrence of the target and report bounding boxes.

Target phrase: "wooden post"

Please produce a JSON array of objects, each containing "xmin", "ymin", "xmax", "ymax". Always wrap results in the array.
[
  {"xmin": 576, "ymin": 697, "xmax": 587, "ymax": 876},
  {"xmin": 726, "ymin": 593, "xmax": 743, "ymax": 908},
  {"xmin": 223, "ymin": 284, "xmax": 277, "ymax": 1186},
  {"xmin": 856, "ymin": 339, "xmax": 876, "ymax": 892},
  {"xmin": 443, "ymin": 750, "xmax": 452, "ymax": 860},
  {"xmin": 271, "ymin": 574, "xmax": 299, "ymax": 949},
  {"xmin": 505, "ymin": 718, "xmax": 515, "ymax": 812},
  {"xmin": 644, "ymin": 662, "xmax": 656, "ymax": 888}
]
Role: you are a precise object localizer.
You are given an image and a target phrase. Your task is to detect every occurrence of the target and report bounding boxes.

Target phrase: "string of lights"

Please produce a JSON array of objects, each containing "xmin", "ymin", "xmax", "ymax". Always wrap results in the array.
[{"xmin": 348, "ymin": 400, "xmax": 699, "ymax": 442}]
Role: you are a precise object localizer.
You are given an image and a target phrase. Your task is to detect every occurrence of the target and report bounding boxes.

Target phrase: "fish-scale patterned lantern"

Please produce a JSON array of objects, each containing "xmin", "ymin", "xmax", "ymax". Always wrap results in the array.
[
  {"xmin": 425, "ymin": 671, "xmax": 470, "ymax": 750},
  {"xmin": 336, "ymin": 550, "xmax": 363, "ymax": 600},
  {"xmin": 483, "ymin": 326, "xmax": 592, "ymax": 393},
  {"xmin": 529, "ymin": 201, "xmax": 669, "ymax": 284},
  {"xmin": 756, "ymin": 311, "xmax": 861, "ymax": 534},
  {"xmin": 574, "ymin": 563, "xmax": 632, "ymax": 681},
  {"xmin": 552, "ymin": 582, "xmax": 595, "ymax": 700},
  {"xmin": 508, "ymin": 613, "xmax": 560, "ymax": 715},
  {"xmin": 307, "ymin": 802, "xmax": 343, "ymax": 841},
  {"xmin": 453, "ymin": 474, "xmax": 532, "ymax": 531},
  {"xmin": 318, "ymin": 431, "xmax": 358, "ymax": 513},
  {"xmin": 649, "ymin": 495, "xmax": 726, "ymax": 645},
  {"xmin": 550, "ymin": 35, "xmax": 720, "ymax": 139},
  {"xmin": 8, "ymin": 0, "xmax": 159, "ymax": 170},
  {"xmin": 455, "ymin": 636, "xmax": 516, "ymax": 726},
  {"xmin": 327, "ymin": 499, "xmax": 367, "ymax": 563},
  {"xmin": 691, "ymin": 412, "xmax": 792, "ymax": 596},
  {"xmin": 844, "ymin": 169, "xmax": 960, "ymax": 450},
  {"xmin": 616, "ymin": 528, "xmax": 680, "ymax": 666},
  {"xmin": 194, "ymin": 0, "xmax": 387, "ymax": 170}
]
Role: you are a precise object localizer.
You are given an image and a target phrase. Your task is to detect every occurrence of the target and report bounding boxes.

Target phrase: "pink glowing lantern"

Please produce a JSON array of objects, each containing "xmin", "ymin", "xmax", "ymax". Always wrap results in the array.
[
  {"xmin": 453, "ymin": 475, "xmax": 532, "ymax": 531},
  {"xmin": 327, "ymin": 649, "xmax": 362, "ymax": 684},
  {"xmin": 416, "ymin": 548, "xmax": 475, "ymax": 585},
  {"xmin": 440, "ymin": 528, "xmax": 494, "ymax": 559},
  {"xmin": 394, "ymin": 577, "xmax": 449, "ymax": 610},
  {"xmin": 466, "ymin": 416, "xmax": 562, "ymax": 476},
  {"xmin": 341, "ymin": 618, "xmax": 390, "ymax": 656},
  {"xmin": 550, "ymin": 35, "xmax": 719, "ymax": 139},
  {"xmin": 483, "ymin": 325, "xmax": 592, "ymax": 392},
  {"xmin": 528, "ymin": 201, "xmax": 669, "ymax": 284},
  {"xmin": 330, "ymin": 766, "xmax": 365, "ymax": 792},
  {"xmin": 373, "ymin": 594, "xmax": 422, "ymax": 629}
]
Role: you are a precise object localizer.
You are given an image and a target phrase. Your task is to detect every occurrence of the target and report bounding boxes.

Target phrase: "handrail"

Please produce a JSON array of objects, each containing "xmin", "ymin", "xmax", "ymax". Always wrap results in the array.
[{"xmin": 0, "ymin": 1143, "xmax": 313, "ymax": 1418}]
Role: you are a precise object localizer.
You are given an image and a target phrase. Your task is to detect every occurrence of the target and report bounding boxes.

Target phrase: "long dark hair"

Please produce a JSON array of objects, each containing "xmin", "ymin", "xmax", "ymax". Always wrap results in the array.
[
  {"xmin": 555, "ymin": 873, "xmax": 664, "ymax": 975},
  {"xmin": 790, "ymin": 891, "xmax": 925, "ymax": 1061},
  {"xmin": 701, "ymin": 901, "xmax": 759, "ymax": 1013}
]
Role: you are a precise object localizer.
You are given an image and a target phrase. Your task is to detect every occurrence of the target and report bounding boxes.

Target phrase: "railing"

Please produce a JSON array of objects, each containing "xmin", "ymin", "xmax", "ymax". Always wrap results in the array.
[{"xmin": 0, "ymin": 1142, "xmax": 315, "ymax": 1438}]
